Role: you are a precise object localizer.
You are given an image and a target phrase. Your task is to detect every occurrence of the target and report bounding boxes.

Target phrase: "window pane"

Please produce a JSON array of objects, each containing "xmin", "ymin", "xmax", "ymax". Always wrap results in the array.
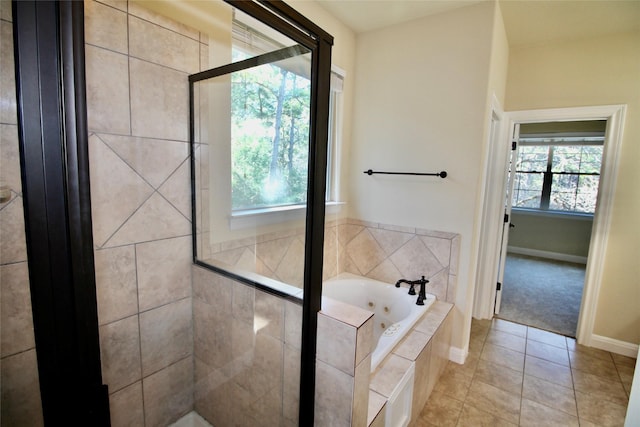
[
  {"xmin": 512, "ymin": 172, "xmax": 544, "ymax": 208},
  {"xmin": 231, "ymin": 56, "xmax": 311, "ymax": 211},
  {"xmin": 517, "ymin": 146, "xmax": 548, "ymax": 172},
  {"xmin": 548, "ymin": 145, "xmax": 602, "ymax": 213},
  {"xmin": 552, "ymin": 146, "xmax": 581, "ymax": 173},
  {"xmin": 580, "ymin": 146, "xmax": 603, "ymax": 173},
  {"xmin": 575, "ymin": 175, "xmax": 600, "ymax": 213},
  {"xmin": 550, "ymin": 173, "xmax": 578, "ymax": 211},
  {"xmin": 552, "ymin": 145, "xmax": 603, "ymax": 174},
  {"xmin": 192, "ymin": 36, "xmax": 313, "ymax": 291}
]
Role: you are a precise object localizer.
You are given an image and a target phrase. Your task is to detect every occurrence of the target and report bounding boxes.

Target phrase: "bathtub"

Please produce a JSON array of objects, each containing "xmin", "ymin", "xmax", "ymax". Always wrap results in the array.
[{"xmin": 323, "ymin": 273, "xmax": 436, "ymax": 371}]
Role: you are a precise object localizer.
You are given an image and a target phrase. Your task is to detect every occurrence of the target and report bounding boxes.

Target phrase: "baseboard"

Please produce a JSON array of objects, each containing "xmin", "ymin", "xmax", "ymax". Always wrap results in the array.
[
  {"xmin": 449, "ymin": 346, "xmax": 467, "ymax": 365},
  {"xmin": 507, "ymin": 246, "xmax": 588, "ymax": 264},
  {"xmin": 589, "ymin": 334, "xmax": 639, "ymax": 358}
]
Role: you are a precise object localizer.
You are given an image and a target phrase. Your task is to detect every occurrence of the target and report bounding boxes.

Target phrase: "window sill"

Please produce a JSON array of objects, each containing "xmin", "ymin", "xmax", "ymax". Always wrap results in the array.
[
  {"xmin": 229, "ymin": 201, "xmax": 345, "ymax": 230},
  {"xmin": 511, "ymin": 207, "xmax": 594, "ymax": 221}
]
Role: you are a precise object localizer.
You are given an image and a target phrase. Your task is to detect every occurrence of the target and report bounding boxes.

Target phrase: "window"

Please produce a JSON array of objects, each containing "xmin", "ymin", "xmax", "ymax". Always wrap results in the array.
[
  {"xmin": 230, "ymin": 20, "xmax": 342, "ymax": 214},
  {"xmin": 326, "ymin": 71, "xmax": 344, "ymax": 202},
  {"xmin": 512, "ymin": 138, "xmax": 603, "ymax": 214}
]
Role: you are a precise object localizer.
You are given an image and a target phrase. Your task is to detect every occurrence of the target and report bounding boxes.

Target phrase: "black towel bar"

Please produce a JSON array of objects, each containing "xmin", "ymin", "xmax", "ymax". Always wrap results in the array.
[{"xmin": 364, "ymin": 169, "xmax": 447, "ymax": 178}]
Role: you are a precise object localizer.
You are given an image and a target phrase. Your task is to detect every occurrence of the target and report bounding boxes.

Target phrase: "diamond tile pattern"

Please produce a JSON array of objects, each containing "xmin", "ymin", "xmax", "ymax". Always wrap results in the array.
[
  {"xmin": 100, "ymin": 134, "xmax": 188, "ymax": 188},
  {"xmin": 346, "ymin": 228, "xmax": 387, "ymax": 275},
  {"xmin": 205, "ymin": 219, "xmax": 460, "ymax": 301},
  {"xmin": 83, "ymin": 2, "xmax": 201, "ymax": 425},
  {"xmin": 89, "ymin": 134, "xmax": 154, "ymax": 247}
]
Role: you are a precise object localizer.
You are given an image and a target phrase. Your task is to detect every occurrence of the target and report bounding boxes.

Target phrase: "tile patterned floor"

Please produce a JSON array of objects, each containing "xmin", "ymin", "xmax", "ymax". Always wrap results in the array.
[{"xmin": 411, "ymin": 318, "xmax": 636, "ymax": 426}]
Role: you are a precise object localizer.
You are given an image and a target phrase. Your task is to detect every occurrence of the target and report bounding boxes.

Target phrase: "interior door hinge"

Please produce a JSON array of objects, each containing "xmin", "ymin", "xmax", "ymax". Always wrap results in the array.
[
  {"xmin": 512, "ymin": 140, "xmax": 517, "ymax": 150},
  {"xmin": 497, "ymin": 282, "xmax": 502, "ymax": 291},
  {"xmin": 504, "ymin": 213, "xmax": 509, "ymax": 223}
]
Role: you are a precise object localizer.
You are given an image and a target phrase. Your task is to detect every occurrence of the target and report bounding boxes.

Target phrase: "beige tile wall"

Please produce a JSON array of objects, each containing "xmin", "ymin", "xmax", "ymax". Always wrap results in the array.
[
  {"xmin": 0, "ymin": 1, "xmax": 44, "ymax": 425},
  {"xmin": 85, "ymin": 1, "xmax": 202, "ymax": 425},
  {"xmin": 192, "ymin": 265, "xmax": 298, "ymax": 426},
  {"xmin": 337, "ymin": 219, "xmax": 460, "ymax": 304},
  {"xmin": 204, "ymin": 218, "xmax": 461, "ymax": 304},
  {"xmin": 315, "ymin": 298, "xmax": 374, "ymax": 427}
]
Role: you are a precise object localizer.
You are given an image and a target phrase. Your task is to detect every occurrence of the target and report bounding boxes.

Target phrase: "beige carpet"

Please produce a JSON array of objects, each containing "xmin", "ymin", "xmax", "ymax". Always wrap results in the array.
[{"xmin": 496, "ymin": 253, "xmax": 585, "ymax": 337}]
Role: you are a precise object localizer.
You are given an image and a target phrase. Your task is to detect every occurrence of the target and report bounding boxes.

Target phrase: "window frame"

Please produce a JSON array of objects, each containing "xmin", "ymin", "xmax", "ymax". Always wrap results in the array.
[{"xmin": 512, "ymin": 139, "xmax": 604, "ymax": 216}]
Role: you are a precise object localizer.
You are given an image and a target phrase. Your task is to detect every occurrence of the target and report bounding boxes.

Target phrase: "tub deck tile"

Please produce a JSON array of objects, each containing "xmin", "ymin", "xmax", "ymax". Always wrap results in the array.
[
  {"xmin": 370, "ymin": 354, "xmax": 413, "ymax": 398},
  {"xmin": 367, "ymin": 390, "xmax": 387, "ymax": 426},
  {"xmin": 321, "ymin": 296, "xmax": 373, "ymax": 329},
  {"xmin": 393, "ymin": 330, "xmax": 431, "ymax": 362}
]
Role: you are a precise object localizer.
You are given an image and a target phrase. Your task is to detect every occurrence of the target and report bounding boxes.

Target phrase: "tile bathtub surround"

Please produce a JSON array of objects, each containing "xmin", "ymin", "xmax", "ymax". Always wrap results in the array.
[
  {"xmin": 196, "ymin": 218, "xmax": 460, "ymax": 425},
  {"xmin": 315, "ymin": 297, "xmax": 375, "ymax": 426},
  {"xmin": 367, "ymin": 301, "xmax": 453, "ymax": 425},
  {"xmin": 368, "ymin": 390, "xmax": 387, "ymax": 427},
  {"xmin": 338, "ymin": 219, "xmax": 460, "ymax": 304},
  {"xmin": 411, "ymin": 318, "xmax": 636, "ymax": 426},
  {"xmin": 202, "ymin": 218, "xmax": 461, "ymax": 304}
]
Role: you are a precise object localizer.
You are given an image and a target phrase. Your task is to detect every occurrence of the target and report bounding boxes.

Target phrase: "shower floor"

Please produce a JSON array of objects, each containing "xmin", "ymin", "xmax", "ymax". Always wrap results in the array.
[{"xmin": 169, "ymin": 411, "xmax": 213, "ymax": 427}]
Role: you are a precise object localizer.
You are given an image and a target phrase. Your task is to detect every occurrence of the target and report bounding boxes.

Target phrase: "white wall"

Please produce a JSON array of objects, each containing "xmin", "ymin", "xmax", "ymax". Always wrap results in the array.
[
  {"xmin": 506, "ymin": 31, "xmax": 640, "ymax": 345},
  {"xmin": 348, "ymin": 1, "xmax": 508, "ymax": 351}
]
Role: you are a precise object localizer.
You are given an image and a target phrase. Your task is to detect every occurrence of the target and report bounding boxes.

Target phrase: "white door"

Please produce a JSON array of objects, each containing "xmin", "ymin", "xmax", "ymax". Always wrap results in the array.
[{"xmin": 494, "ymin": 124, "xmax": 520, "ymax": 314}]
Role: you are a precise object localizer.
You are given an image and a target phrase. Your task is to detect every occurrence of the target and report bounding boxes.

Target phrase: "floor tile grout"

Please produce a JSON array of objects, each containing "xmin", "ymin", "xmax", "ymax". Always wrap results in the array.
[{"xmin": 412, "ymin": 318, "xmax": 634, "ymax": 426}]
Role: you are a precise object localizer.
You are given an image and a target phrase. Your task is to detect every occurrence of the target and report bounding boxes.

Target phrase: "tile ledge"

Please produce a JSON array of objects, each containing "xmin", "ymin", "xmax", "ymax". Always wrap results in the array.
[
  {"xmin": 320, "ymin": 296, "xmax": 374, "ymax": 329},
  {"xmin": 368, "ymin": 306, "xmax": 453, "ymax": 425},
  {"xmin": 367, "ymin": 390, "xmax": 387, "ymax": 427}
]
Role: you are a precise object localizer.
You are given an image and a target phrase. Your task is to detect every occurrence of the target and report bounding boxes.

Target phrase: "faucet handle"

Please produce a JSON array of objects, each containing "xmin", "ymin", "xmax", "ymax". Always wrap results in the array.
[{"xmin": 408, "ymin": 284, "xmax": 416, "ymax": 295}]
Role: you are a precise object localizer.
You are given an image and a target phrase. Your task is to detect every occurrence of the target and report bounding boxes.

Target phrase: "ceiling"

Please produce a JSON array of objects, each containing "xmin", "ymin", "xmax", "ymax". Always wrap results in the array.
[{"xmin": 315, "ymin": 0, "xmax": 640, "ymax": 46}]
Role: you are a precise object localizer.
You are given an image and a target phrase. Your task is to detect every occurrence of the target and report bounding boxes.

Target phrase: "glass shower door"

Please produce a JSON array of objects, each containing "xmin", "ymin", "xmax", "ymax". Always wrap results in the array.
[{"xmin": 190, "ymin": 5, "xmax": 316, "ymax": 425}]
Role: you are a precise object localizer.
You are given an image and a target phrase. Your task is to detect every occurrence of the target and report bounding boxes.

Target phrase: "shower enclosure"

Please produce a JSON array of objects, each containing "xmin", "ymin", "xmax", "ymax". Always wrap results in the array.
[
  {"xmin": 189, "ymin": 1, "xmax": 333, "ymax": 425},
  {"xmin": 4, "ymin": 0, "xmax": 332, "ymax": 425}
]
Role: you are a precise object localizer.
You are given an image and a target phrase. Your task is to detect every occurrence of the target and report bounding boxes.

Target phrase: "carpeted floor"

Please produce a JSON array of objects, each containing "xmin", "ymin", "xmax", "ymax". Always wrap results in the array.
[{"xmin": 496, "ymin": 253, "xmax": 586, "ymax": 337}]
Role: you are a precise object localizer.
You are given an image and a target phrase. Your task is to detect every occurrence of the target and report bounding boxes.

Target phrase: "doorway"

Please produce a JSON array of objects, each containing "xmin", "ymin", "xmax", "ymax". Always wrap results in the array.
[
  {"xmin": 495, "ymin": 120, "xmax": 605, "ymax": 337},
  {"xmin": 473, "ymin": 104, "xmax": 626, "ymax": 346}
]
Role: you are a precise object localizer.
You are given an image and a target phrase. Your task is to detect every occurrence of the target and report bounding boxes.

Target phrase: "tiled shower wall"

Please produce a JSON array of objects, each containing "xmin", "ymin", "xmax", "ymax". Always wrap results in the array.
[
  {"xmin": 84, "ymin": 1, "xmax": 204, "ymax": 425},
  {"xmin": 0, "ymin": 1, "xmax": 44, "ymax": 425},
  {"xmin": 192, "ymin": 265, "xmax": 302, "ymax": 427},
  {"xmin": 207, "ymin": 218, "xmax": 461, "ymax": 304}
]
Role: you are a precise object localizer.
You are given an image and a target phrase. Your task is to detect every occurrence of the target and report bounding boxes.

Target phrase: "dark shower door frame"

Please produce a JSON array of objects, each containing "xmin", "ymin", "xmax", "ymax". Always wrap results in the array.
[{"xmin": 12, "ymin": 1, "xmax": 109, "ymax": 425}]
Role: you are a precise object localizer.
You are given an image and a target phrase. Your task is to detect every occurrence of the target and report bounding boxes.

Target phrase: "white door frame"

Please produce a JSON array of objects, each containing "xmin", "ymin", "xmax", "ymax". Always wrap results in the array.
[
  {"xmin": 494, "ymin": 123, "xmax": 519, "ymax": 315},
  {"xmin": 473, "ymin": 95, "xmax": 508, "ymax": 319},
  {"xmin": 473, "ymin": 104, "xmax": 626, "ymax": 345}
]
